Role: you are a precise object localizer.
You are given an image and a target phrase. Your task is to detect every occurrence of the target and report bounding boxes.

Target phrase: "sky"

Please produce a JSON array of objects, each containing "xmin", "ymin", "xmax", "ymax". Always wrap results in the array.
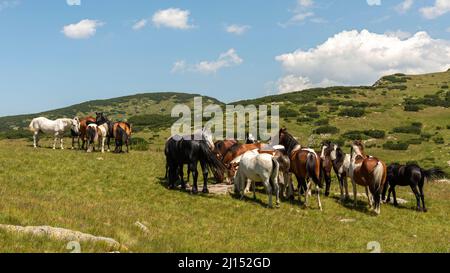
[{"xmin": 0, "ymin": 0, "xmax": 450, "ymax": 116}]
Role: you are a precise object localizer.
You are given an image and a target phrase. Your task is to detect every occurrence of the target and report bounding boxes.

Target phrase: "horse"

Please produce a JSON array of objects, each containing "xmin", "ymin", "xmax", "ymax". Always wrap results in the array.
[
  {"xmin": 29, "ymin": 117, "xmax": 80, "ymax": 150},
  {"xmin": 220, "ymin": 143, "xmax": 264, "ymax": 183},
  {"xmin": 349, "ymin": 140, "xmax": 387, "ymax": 215},
  {"xmin": 71, "ymin": 116, "xmax": 96, "ymax": 150},
  {"xmin": 165, "ymin": 133, "xmax": 225, "ymax": 194},
  {"xmin": 382, "ymin": 163, "xmax": 446, "ymax": 212},
  {"xmin": 321, "ymin": 141, "xmax": 351, "ymax": 201},
  {"xmin": 213, "ymin": 139, "xmax": 239, "ymax": 161},
  {"xmin": 95, "ymin": 112, "xmax": 114, "ymax": 153},
  {"xmin": 86, "ymin": 123, "xmax": 99, "ymax": 153},
  {"xmin": 233, "ymin": 150, "xmax": 280, "ymax": 208},
  {"xmin": 258, "ymin": 148, "xmax": 291, "ymax": 199},
  {"xmin": 112, "ymin": 122, "xmax": 132, "ymax": 153},
  {"xmin": 279, "ymin": 128, "xmax": 323, "ymax": 210}
]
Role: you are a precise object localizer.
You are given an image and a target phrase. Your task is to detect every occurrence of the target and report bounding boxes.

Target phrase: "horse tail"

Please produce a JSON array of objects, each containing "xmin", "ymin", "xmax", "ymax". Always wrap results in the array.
[
  {"xmin": 372, "ymin": 161, "xmax": 387, "ymax": 214},
  {"xmin": 199, "ymin": 141, "xmax": 226, "ymax": 182},
  {"xmin": 270, "ymin": 157, "xmax": 280, "ymax": 188},
  {"xmin": 28, "ymin": 119, "xmax": 36, "ymax": 132},
  {"xmin": 307, "ymin": 152, "xmax": 323, "ymax": 188},
  {"xmin": 421, "ymin": 167, "xmax": 446, "ymax": 182},
  {"xmin": 87, "ymin": 126, "xmax": 96, "ymax": 143}
]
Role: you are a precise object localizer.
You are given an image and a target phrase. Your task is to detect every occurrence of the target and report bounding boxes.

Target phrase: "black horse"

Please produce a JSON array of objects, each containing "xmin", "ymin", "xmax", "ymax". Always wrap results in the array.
[
  {"xmin": 165, "ymin": 135, "xmax": 225, "ymax": 194},
  {"xmin": 382, "ymin": 163, "xmax": 446, "ymax": 212}
]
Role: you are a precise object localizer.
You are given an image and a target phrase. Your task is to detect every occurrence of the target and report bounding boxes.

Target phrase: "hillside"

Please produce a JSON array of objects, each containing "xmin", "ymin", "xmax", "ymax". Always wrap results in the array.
[{"xmin": 0, "ymin": 70, "xmax": 449, "ymax": 172}]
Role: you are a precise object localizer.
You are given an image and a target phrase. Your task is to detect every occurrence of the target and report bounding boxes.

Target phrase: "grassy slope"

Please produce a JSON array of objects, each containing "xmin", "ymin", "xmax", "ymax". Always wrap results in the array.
[
  {"xmin": 0, "ymin": 140, "xmax": 448, "ymax": 253},
  {"xmin": 0, "ymin": 71, "xmax": 449, "ymax": 253}
]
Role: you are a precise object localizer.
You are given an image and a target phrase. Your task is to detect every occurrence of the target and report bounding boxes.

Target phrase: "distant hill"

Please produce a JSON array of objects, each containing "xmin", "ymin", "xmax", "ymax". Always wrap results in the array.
[{"xmin": 0, "ymin": 70, "xmax": 449, "ymax": 172}]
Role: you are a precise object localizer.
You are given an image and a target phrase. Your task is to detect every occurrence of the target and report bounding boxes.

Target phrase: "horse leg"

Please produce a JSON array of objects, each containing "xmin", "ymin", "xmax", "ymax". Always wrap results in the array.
[
  {"xmin": 352, "ymin": 178, "xmax": 358, "ymax": 208},
  {"xmin": 33, "ymin": 132, "xmax": 39, "ymax": 148},
  {"xmin": 245, "ymin": 179, "xmax": 252, "ymax": 194},
  {"xmin": 304, "ymin": 180, "xmax": 312, "ymax": 208},
  {"xmin": 338, "ymin": 174, "xmax": 345, "ymax": 202},
  {"xmin": 60, "ymin": 137, "xmax": 64, "ymax": 150},
  {"xmin": 53, "ymin": 133, "xmax": 58, "ymax": 150},
  {"xmin": 324, "ymin": 172, "xmax": 331, "ymax": 197},
  {"xmin": 200, "ymin": 161, "xmax": 209, "ymax": 194},
  {"xmin": 344, "ymin": 175, "xmax": 350, "ymax": 200},
  {"xmin": 264, "ymin": 179, "xmax": 273, "ymax": 209},
  {"xmin": 392, "ymin": 186, "xmax": 399, "ymax": 206},
  {"xmin": 190, "ymin": 162, "xmax": 199, "ymax": 194},
  {"xmin": 410, "ymin": 185, "xmax": 422, "ymax": 211},
  {"xmin": 366, "ymin": 186, "xmax": 373, "ymax": 209},
  {"xmin": 101, "ymin": 137, "xmax": 106, "ymax": 153},
  {"xmin": 316, "ymin": 184, "xmax": 323, "ymax": 211},
  {"xmin": 252, "ymin": 180, "xmax": 256, "ymax": 200},
  {"xmin": 419, "ymin": 182, "xmax": 427, "ymax": 212}
]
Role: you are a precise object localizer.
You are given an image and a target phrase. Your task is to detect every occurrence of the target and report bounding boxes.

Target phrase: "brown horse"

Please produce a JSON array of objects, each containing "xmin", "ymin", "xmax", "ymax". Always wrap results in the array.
[
  {"xmin": 349, "ymin": 140, "xmax": 387, "ymax": 215},
  {"xmin": 221, "ymin": 143, "xmax": 263, "ymax": 183},
  {"xmin": 112, "ymin": 122, "xmax": 132, "ymax": 153},
  {"xmin": 71, "ymin": 116, "xmax": 96, "ymax": 150},
  {"xmin": 213, "ymin": 140, "xmax": 239, "ymax": 161},
  {"xmin": 279, "ymin": 128, "xmax": 323, "ymax": 210}
]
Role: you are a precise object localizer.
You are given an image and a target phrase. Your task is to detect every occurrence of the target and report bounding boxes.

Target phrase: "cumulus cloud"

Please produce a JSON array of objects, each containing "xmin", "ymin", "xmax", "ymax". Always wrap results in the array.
[
  {"xmin": 62, "ymin": 19, "xmax": 104, "ymax": 39},
  {"xmin": 172, "ymin": 49, "xmax": 243, "ymax": 74},
  {"xmin": 420, "ymin": 0, "xmax": 450, "ymax": 19},
  {"xmin": 225, "ymin": 24, "xmax": 251, "ymax": 35},
  {"xmin": 132, "ymin": 19, "xmax": 147, "ymax": 31},
  {"xmin": 66, "ymin": 0, "xmax": 80, "ymax": 6},
  {"xmin": 0, "ymin": 0, "xmax": 19, "ymax": 11},
  {"xmin": 385, "ymin": 29, "xmax": 412, "ymax": 40},
  {"xmin": 275, "ymin": 29, "xmax": 450, "ymax": 93},
  {"xmin": 152, "ymin": 8, "xmax": 194, "ymax": 29},
  {"xmin": 395, "ymin": 0, "xmax": 413, "ymax": 14},
  {"xmin": 297, "ymin": 0, "xmax": 314, "ymax": 8},
  {"xmin": 367, "ymin": 0, "xmax": 381, "ymax": 6}
]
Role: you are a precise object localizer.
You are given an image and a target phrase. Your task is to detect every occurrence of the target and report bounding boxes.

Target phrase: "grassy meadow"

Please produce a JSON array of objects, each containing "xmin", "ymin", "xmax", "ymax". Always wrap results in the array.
[{"xmin": 0, "ymin": 139, "xmax": 448, "ymax": 253}]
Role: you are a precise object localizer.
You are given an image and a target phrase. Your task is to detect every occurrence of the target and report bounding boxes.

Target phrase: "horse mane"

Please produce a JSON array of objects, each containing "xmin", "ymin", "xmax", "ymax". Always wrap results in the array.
[{"xmin": 280, "ymin": 130, "xmax": 300, "ymax": 156}]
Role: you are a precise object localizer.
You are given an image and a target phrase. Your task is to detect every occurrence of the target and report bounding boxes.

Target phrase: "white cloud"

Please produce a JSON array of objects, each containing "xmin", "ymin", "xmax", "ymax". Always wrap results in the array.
[
  {"xmin": 385, "ymin": 30, "xmax": 412, "ymax": 40},
  {"xmin": 0, "ymin": 0, "xmax": 19, "ymax": 11},
  {"xmin": 275, "ymin": 29, "xmax": 450, "ymax": 93},
  {"xmin": 66, "ymin": 0, "xmax": 80, "ymax": 6},
  {"xmin": 297, "ymin": 0, "xmax": 314, "ymax": 8},
  {"xmin": 420, "ymin": 0, "xmax": 450, "ymax": 19},
  {"xmin": 152, "ymin": 8, "xmax": 193, "ymax": 30},
  {"xmin": 367, "ymin": 0, "xmax": 381, "ymax": 6},
  {"xmin": 395, "ymin": 0, "xmax": 413, "ymax": 14},
  {"xmin": 281, "ymin": 0, "xmax": 325, "ymax": 27},
  {"xmin": 225, "ymin": 24, "xmax": 251, "ymax": 35},
  {"xmin": 132, "ymin": 19, "xmax": 147, "ymax": 31},
  {"xmin": 172, "ymin": 49, "xmax": 243, "ymax": 74},
  {"xmin": 62, "ymin": 19, "xmax": 104, "ymax": 39}
]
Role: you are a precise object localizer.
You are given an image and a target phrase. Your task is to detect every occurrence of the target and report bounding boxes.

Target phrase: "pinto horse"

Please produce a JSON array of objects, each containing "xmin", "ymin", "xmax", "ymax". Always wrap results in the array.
[
  {"xmin": 382, "ymin": 163, "xmax": 446, "ymax": 212},
  {"xmin": 165, "ymin": 134, "xmax": 226, "ymax": 194},
  {"xmin": 321, "ymin": 141, "xmax": 351, "ymax": 201},
  {"xmin": 349, "ymin": 140, "xmax": 387, "ymax": 215},
  {"xmin": 279, "ymin": 128, "xmax": 323, "ymax": 210},
  {"xmin": 221, "ymin": 143, "xmax": 263, "ymax": 183}
]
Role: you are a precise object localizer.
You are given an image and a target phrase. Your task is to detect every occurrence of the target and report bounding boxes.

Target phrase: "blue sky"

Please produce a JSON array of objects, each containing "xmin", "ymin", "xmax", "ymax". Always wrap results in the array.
[{"xmin": 0, "ymin": 0, "xmax": 449, "ymax": 116}]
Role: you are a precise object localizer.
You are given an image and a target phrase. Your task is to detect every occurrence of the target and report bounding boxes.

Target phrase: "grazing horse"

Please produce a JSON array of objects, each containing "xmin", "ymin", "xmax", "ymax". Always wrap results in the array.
[
  {"xmin": 112, "ymin": 122, "xmax": 132, "ymax": 153},
  {"xmin": 165, "ymin": 133, "xmax": 225, "ymax": 194},
  {"xmin": 349, "ymin": 140, "xmax": 387, "ymax": 215},
  {"xmin": 213, "ymin": 139, "xmax": 239, "ymax": 161},
  {"xmin": 71, "ymin": 116, "xmax": 96, "ymax": 150},
  {"xmin": 321, "ymin": 141, "xmax": 351, "ymax": 201},
  {"xmin": 86, "ymin": 123, "xmax": 99, "ymax": 153},
  {"xmin": 382, "ymin": 163, "xmax": 446, "ymax": 212},
  {"xmin": 220, "ymin": 143, "xmax": 264, "ymax": 183},
  {"xmin": 279, "ymin": 128, "xmax": 323, "ymax": 210},
  {"xmin": 29, "ymin": 117, "xmax": 80, "ymax": 150},
  {"xmin": 233, "ymin": 150, "xmax": 280, "ymax": 208},
  {"xmin": 95, "ymin": 112, "xmax": 113, "ymax": 153}
]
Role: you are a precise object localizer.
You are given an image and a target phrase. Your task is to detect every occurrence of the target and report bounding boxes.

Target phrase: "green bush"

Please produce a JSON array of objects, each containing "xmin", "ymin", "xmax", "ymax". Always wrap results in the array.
[
  {"xmin": 433, "ymin": 136, "xmax": 445, "ymax": 144},
  {"xmin": 404, "ymin": 105, "xmax": 421, "ymax": 112},
  {"xmin": 297, "ymin": 117, "xmax": 313, "ymax": 123},
  {"xmin": 299, "ymin": 106, "xmax": 318, "ymax": 113},
  {"xmin": 406, "ymin": 138, "xmax": 423, "ymax": 145},
  {"xmin": 342, "ymin": 131, "xmax": 369, "ymax": 140},
  {"xmin": 279, "ymin": 107, "xmax": 299, "ymax": 118},
  {"xmin": 363, "ymin": 130, "xmax": 386, "ymax": 139},
  {"xmin": 314, "ymin": 119, "xmax": 329, "ymax": 126},
  {"xmin": 338, "ymin": 108, "xmax": 365, "ymax": 117},
  {"xmin": 313, "ymin": 126, "xmax": 340, "ymax": 135},
  {"xmin": 383, "ymin": 141, "xmax": 409, "ymax": 151},
  {"xmin": 130, "ymin": 137, "xmax": 150, "ymax": 151},
  {"xmin": 393, "ymin": 123, "xmax": 422, "ymax": 135},
  {"xmin": 307, "ymin": 112, "xmax": 321, "ymax": 119}
]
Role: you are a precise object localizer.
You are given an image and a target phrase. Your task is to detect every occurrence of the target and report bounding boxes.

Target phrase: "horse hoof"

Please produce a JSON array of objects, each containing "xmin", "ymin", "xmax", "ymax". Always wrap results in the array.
[
  {"xmin": 423, "ymin": 208, "xmax": 428, "ymax": 213},
  {"xmin": 325, "ymin": 192, "xmax": 330, "ymax": 197},
  {"xmin": 202, "ymin": 188, "xmax": 209, "ymax": 194},
  {"xmin": 192, "ymin": 189, "xmax": 199, "ymax": 195}
]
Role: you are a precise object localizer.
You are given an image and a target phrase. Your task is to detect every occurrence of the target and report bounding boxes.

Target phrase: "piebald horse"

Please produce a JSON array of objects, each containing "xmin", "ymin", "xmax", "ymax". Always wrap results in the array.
[
  {"xmin": 349, "ymin": 140, "xmax": 387, "ymax": 215},
  {"xmin": 29, "ymin": 117, "xmax": 80, "ymax": 150},
  {"xmin": 279, "ymin": 128, "xmax": 323, "ymax": 210},
  {"xmin": 95, "ymin": 112, "xmax": 113, "ymax": 153},
  {"xmin": 71, "ymin": 116, "xmax": 96, "ymax": 150},
  {"xmin": 320, "ymin": 141, "xmax": 351, "ymax": 201}
]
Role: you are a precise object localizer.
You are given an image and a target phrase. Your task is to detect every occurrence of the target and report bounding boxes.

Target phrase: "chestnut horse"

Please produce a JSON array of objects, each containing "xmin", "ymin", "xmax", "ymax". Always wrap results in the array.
[
  {"xmin": 349, "ymin": 140, "xmax": 387, "ymax": 215},
  {"xmin": 279, "ymin": 129, "xmax": 323, "ymax": 210},
  {"xmin": 112, "ymin": 122, "xmax": 132, "ymax": 153}
]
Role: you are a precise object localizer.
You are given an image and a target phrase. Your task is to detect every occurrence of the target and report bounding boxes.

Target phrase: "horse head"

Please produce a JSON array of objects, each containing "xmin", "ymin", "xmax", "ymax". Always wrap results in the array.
[
  {"xmin": 95, "ymin": 112, "xmax": 108, "ymax": 125},
  {"xmin": 71, "ymin": 117, "xmax": 80, "ymax": 135},
  {"xmin": 320, "ymin": 141, "xmax": 332, "ymax": 160},
  {"xmin": 350, "ymin": 140, "xmax": 365, "ymax": 159}
]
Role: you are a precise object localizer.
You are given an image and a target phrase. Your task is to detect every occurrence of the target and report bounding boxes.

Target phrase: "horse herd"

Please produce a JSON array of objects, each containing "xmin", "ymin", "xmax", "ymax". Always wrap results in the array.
[
  {"xmin": 165, "ymin": 128, "xmax": 446, "ymax": 215},
  {"xmin": 28, "ymin": 113, "xmax": 132, "ymax": 153}
]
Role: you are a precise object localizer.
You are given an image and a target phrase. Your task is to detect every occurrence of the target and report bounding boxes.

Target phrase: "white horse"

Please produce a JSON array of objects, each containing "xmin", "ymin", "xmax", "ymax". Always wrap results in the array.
[
  {"xmin": 29, "ymin": 117, "xmax": 80, "ymax": 150},
  {"xmin": 234, "ymin": 150, "xmax": 280, "ymax": 208},
  {"xmin": 86, "ymin": 123, "xmax": 99, "ymax": 153}
]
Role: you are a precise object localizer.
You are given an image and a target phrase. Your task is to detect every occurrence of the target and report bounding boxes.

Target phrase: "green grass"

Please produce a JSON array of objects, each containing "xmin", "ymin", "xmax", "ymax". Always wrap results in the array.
[{"xmin": 0, "ymin": 139, "xmax": 449, "ymax": 253}]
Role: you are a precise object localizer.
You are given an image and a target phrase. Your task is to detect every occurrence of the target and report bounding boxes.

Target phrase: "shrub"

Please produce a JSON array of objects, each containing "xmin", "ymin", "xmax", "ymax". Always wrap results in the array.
[
  {"xmin": 421, "ymin": 132, "xmax": 433, "ymax": 141},
  {"xmin": 433, "ymin": 136, "xmax": 445, "ymax": 144},
  {"xmin": 404, "ymin": 105, "xmax": 421, "ymax": 112},
  {"xmin": 342, "ymin": 131, "xmax": 369, "ymax": 140},
  {"xmin": 307, "ymin": 112, "xmax": 320, "ymax": 119},
  {"xmin": 279, "ymin": 107, "xmax": 299, "ymax": 118},
  {"xmin": 363, "ymin": 130, "xmax": 386, "ymax": 139},
  {"xmin": 130, "ymin": 137, "xmax": 150, "ymax": 151},
  {"xmin": 383, "ymin": 141, "xmax": 409, "ymax": 151},
  {"xmin": 338, "ymin": 108, "xmax": 365, "ymax": 117},
  {"xmin": 314, "ymin": 119, "xmax": 329, "ymax": 126},
  {"xmin": 393, "ymin": 124, "xmax": 422, "ymax": 135},
  {"xmin": 382, "ymin": 75, "xmax": 407, "ymax": 83},
  {"xmin": 128, "ymin": 114, "xmax": 176, "ymax": 129},
  {"xmin": 299, "ymin": 106, "xmax": 318, "ymax": 113},
  {"xmin": 313, "ymin": 126, "xmax": 340, "ymax": 135},
  {"xmin": 297, "ymin": 117, "xmax": 313, "ymax": 123},
  {"xmin": 406, "ymin": 138, "xmax": 423, "ymax": 145}
]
